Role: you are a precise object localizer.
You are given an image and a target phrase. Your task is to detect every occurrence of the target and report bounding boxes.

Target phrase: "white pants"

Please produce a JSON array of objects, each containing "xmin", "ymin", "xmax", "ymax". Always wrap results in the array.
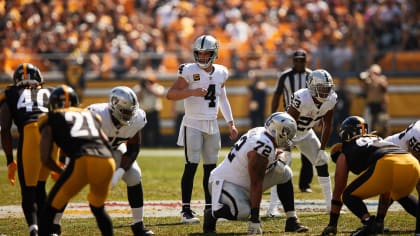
[{"xmin": 114, "ymin": 144, "xmax": 142, "ymax": 187}]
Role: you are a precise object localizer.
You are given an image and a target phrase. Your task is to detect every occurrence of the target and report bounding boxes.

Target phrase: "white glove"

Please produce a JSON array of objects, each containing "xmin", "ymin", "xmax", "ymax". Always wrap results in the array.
[
  {"xmin": 279, "ymin": 151, "xmax": 292, "ymax": 166},
  {"xmin": 110, "ymin": 168, "xmax": 125, "ymax": 190},
  {"xmin": 247, "ymin": 222, "xmax": 262, "ymax": 235},
  {"xmin": 315, "ymin": 149, "xmax": 329, "ymax": 166}
]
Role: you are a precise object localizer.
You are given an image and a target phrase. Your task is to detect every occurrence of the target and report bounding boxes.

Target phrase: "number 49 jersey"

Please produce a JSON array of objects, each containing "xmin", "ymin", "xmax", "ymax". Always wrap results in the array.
[
  {"xmin": 210, "ymin": 127, "xmax": 277, "ymax": 189},
  {"xmin": 178, "ymin": 63, "xmax": 229, "ymax": 120},
  {"xmin": 38, "ymin": 107, "xmax": 113, "ymax": 159}
]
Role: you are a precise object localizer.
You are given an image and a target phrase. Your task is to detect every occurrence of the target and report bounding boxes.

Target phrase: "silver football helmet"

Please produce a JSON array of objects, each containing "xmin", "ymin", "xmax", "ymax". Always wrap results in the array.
[
  {"xmin": 307, "ymin": 69, "xmax": 334, "ymax": 102},
  {"xmin": 109, "ymin": 86, "xmax": 138, "ymax": 125},
  {"xmin": 264, "ymin": 112, "xmax": 297, "ymax": 148},
  {"xmin": 193, "ymin": 35, "xmax": 219, "ymax": 69}
]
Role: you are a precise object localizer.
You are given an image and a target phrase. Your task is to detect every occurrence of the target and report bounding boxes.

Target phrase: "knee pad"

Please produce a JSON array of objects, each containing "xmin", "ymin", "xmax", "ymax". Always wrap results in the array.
[{"xmin": 123, "ymin": 167, "xmax": 141, "ymax": 187}]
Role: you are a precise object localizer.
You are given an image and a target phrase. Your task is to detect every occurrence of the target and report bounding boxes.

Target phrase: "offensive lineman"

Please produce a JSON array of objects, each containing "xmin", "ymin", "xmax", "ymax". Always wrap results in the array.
[
  {"xmin": 203, "ymin": 112, "xmax": 308, "ymax": 234},
  {"xmin": 166, "ymin": 34, "xmax": 238, "ymax": 223}
]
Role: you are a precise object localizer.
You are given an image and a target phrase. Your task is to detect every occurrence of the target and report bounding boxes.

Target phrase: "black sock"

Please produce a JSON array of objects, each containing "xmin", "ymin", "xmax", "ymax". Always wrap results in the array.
[
  {"xmin": 181, "ymin": 163, "xmax": 198, "ymax": 212},
  {"xmin": 90, "ymin": 204, "xmax": 114, "ymax": 236}
]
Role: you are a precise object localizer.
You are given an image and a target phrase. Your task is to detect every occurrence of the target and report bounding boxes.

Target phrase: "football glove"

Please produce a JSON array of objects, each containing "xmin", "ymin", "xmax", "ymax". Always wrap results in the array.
[
  {"xmin": 320, "ymin": 225, "xmax": 337, "ymax": 236},
  {"xmin": 51, "ymin": 160, "xmax": 66, "ymax": 181},
  {"xmin": 247, "ymin": 222, "xmax": 262, "ymax": 235},
  {"xmin": 110, "ymin": 168, "xmax": 125, "ymax": 189},
  {"xmin": 315, "ymin": 150, "xmax": 329, "ymax": 166},
  {"xmin": 7, "ymin": 161, "xmax": 17, "ymax": 185}
]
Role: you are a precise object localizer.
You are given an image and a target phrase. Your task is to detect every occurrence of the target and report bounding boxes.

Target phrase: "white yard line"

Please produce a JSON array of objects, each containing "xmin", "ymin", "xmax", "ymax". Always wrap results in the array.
[{"xmin": 0, "ymin": 200, "xmax": 402, "ymax": 219}]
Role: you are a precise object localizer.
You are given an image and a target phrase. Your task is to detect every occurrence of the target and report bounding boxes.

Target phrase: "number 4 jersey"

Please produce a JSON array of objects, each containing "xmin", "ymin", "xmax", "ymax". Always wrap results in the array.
[
  {"xmin": 210, "ymin": 127, "xmax": 277, "ymax": 189},
  {"xmin": 38, "ymin": 107, "xmax": 113, "ymax": 159},
  {"xmin": 178, "ymin": 63, "xmax": 229, "ymax": 120}
]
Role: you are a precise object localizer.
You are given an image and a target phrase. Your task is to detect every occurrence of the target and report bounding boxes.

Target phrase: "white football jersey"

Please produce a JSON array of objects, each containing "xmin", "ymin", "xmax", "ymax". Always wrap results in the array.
[
  {"xmin": 86, "ymin": 103, "xmax": 147, "ymax": 149},
  {"xmin": 289, "ymin": 88, "xmax": 337, "ymax": 140},
  {"xmin": 385, "ymin": 120, "xmax": 420, "ymax": 153},
  {"xmin": 178, "ymin": 63, "xmax": 229, "ymax": 120},
  {"xmin": 210, "ymin": 127, "xmax": 277, "ymax": 189}
]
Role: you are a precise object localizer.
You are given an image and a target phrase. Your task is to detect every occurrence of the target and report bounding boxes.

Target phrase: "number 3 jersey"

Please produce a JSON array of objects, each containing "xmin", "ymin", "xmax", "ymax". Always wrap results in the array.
[
  {"xmin": 210, "ymin": 127, "xmax": 277, "ymax": 189},
  {"xmin": 178, "ymin": 63, "xmax": 229, "ymax": 121},
  {"xmin": 38, "ymin": 108, "xmax": 113, "ymax": 159},
  {"xmin": 290, "ymin": 88, "xmax": 337, "ymax": 140},
  {"xmin": 1, "ymin": 85, "xmax": 51, "ymax": 132}
]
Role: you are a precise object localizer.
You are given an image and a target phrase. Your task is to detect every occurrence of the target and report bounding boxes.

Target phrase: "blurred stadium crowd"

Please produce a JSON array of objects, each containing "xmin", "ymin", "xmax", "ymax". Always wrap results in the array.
[{"xmin": 1, "ymin": 0, "xmax": 419, "ymax": 79}]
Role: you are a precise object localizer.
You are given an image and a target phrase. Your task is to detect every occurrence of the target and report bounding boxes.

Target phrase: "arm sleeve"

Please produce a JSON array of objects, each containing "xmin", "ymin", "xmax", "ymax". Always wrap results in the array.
[{"xmin": 219, "ymin": 86, "xmax": 234, "ymax": 123}]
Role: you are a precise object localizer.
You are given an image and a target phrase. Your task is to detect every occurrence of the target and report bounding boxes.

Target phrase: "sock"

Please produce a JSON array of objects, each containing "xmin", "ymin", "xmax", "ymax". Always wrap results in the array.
[
  {"xmin": 318, "ymin": 176, "xmax": 332, "ymax": 211},
  {"xmin": 132, "ymin": 207, "xmax": 144, "ymax": 224},
  {"xmin": 269, "ymin": 186, "xmax": 279, "ymax": 209}
]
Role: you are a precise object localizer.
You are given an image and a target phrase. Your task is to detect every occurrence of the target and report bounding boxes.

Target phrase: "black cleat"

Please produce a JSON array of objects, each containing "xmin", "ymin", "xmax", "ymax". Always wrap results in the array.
[
  {"xmin": 351, "ymin": 216, "xmax": 376, "ymax": 236},
  {"xmin": 203, "ymin": 208, "xmax": 217, "ymax": 233},
  {"xmin": 131, "ymin": 221, "xmax": 154, "ymax": 236},
  {"xmin": 285, "ymin": 217, "xmax": 309, "ymax": 233}
]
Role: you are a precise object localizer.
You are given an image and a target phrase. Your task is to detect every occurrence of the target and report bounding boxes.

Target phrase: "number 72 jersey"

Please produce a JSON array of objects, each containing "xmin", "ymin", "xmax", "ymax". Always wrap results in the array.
[
  {"xmin": 210, "ymin": 127, "xmax": 277, "ymax": 189},
  {"xmin": 178, "ymin": 63, "xmax": 229, "ymax": 120}
]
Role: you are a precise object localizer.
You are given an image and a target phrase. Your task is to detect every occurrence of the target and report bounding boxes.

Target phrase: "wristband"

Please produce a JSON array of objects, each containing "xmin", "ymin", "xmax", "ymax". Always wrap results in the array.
[
  {"xmin": 250, "ymin": 208, "xmax": 260, "ymax": 223},
  {"xmin": 329, "ymin": 212, "xmax": 340, "ymax": 226},
  {"xmin": 6, "ymin": 154, "xmax": 13, "ymax": 166}
]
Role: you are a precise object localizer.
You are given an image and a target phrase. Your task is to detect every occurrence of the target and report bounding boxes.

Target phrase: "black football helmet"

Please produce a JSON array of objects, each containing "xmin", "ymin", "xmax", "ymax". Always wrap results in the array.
[
  {"xmin": 339, "ymin": 116, "xmax": 368, "ymax": 142},
  {"xmin": 48, "ymin": 85, "xmax": 79, "ymax": 111},
  {"xmin": 13, "ymin": 63, "xmax": 44, "ymax": 85}
]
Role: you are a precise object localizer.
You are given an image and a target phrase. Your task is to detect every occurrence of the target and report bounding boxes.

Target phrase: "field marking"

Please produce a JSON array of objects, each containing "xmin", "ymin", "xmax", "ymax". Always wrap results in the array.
[{"xmin": 0, "ymin": 200, "xmax": 403, "ymax": 219}]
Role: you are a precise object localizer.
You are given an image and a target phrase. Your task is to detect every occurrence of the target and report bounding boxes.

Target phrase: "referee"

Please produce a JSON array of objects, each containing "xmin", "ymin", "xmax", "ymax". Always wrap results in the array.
[{"xmin": 267, "ymin": 49, "xmax": 313, "ymax": 217}]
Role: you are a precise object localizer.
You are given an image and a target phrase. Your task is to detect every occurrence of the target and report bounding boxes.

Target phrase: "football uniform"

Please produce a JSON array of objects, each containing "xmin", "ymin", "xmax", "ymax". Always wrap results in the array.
[
  {"xmin": 1, "ymin": 85, "xmax": 52, "ymax": 185},
  {"xmin": 209, "ymin": 127, "xmax": 292, "ymax": 220},
  {"xmin": 340, "ymin": 135, "xmax": 419, "ymax": 202},
  {"xmin": 86, "ymin": 103, "xmax": 147, "ymax": 186},
  {"xmin": 177, "ymin": 63, "xmax": 230, "ymax": 164},
  {"xmin": 289, "ymin": 88, "xmax": 337, "ymax": 165},
  {"xmin": 38, "ymin": 107, "xmax": 115, "ymax": 209},
  {"xmin": 385, "ymin": 120, "xmax": 420, "ymax": 158}
]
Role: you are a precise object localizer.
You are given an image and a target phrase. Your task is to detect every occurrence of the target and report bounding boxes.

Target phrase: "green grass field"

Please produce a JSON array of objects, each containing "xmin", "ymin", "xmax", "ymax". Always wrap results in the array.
[{"xmin": 0, "ymin": 148, "xmax": 417, "ymax": 235}]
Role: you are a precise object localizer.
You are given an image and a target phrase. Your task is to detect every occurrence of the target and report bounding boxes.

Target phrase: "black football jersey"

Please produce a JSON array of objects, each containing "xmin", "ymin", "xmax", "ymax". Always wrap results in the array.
[
  {"xmin": 3, "ymin": 85, "xmax": 50, "ymax": 132},
  {"xmin": 342, "ymin": 135, "xmax": 407, "ymax": 174},
  {"xmin": 39, "ymin": 107, "xmax": 113, "ymax": 159}
]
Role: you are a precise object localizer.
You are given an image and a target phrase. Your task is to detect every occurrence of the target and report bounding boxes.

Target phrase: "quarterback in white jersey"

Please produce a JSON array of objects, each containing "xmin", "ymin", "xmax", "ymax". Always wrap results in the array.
[
  {"xmin": 286, "ymin": 69, "xmax": 337, "ymax": 211},
  {"xmin": 87, "ymin": 86, "xmax": 154, "ymax": 236},
  {"xmin": 204, "ymin": 112, "xmax": 308, "ymax": 234},
  {"xmin": 167, "ymin": 35, "xmax": 238, "ymax": 223}
]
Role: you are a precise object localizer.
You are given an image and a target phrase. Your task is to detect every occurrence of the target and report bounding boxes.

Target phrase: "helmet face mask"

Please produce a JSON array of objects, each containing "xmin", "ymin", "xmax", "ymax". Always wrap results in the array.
[
  {"xmin": 13, "ymin": 63, "xmax": 44, "ymax": 86},
  {"xmin": 307, "ymin": 69, "xmax": 334, "ymax": 102},
  {"xmin": 109, "ymin": 86, "xmax": 138, "ymax": 125},
  {"xmin": 193, "ymin": 35, "xmax": 218, "ymax": 69},
  {"xmin": 264, "ymin": 112, "xmax": 297, "ymax": 148},
  {"xmin": 48, "ymin": 85, "xmax": 79, "ymax": 111},
  {"xmin": 339, "ymin": 116, "xmax": 368, "ymax": 142}
]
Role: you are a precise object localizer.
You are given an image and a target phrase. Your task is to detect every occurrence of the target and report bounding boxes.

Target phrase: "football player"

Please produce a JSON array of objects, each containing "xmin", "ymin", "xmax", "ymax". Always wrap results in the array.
[
  {"xmin": 0, "ymin": 63, "xmax": 52, "ymax": 235},
  {"xmin": 285, "ymin": 69, "xmax": 336, "ymax": 212},
  {"xmin": 371, "ymin": 120, "xmax": 420, "ymax": 234},
  {"xmin": 38, "ymin": 85, "xmax": 115, "ymax": 236},
  {"xmin": 203, "ymin": 112, "xmax": 308, "ymax": 234},
  {"xmin": 87, "ymin": 86, "xmax": 154, "ymax": 236},
  {"xmin": 166, "ymin": 35, "xmax": 238, "ymax": 223},
  {"xmin": 321, "ymin": 116, "xmax": 420, "ymax": 235},
  {"xmin": 51, "ymin": 86, "xmax": 154, "ymax": 235}
]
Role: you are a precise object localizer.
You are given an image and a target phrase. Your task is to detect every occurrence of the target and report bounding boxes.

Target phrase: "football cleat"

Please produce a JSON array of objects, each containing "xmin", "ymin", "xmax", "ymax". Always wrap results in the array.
[{"xmin": 181, "ymin": 209, "xmax": 200, "ymax": 224}]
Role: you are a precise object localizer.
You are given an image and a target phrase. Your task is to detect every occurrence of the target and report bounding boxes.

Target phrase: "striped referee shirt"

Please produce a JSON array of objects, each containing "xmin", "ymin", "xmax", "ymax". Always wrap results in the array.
[{"xmin": 273, "ymin": 68, "xmax": 312, "ymax": 109}]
